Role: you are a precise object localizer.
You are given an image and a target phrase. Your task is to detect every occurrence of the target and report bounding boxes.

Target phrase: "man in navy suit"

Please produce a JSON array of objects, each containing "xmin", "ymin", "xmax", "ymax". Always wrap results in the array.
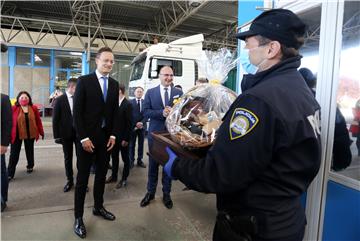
[
  {"xmin": 129, "ymin": 86, "xmax": 146, "ymax": 168},
  {"xmin": 73, "ymin": 47, "xmax": 119, "ymax": 238},
  {"xmin": 140, "ymin": 65, "xmax": 183, "ymax": 209},
  {"xmin": 52, "ymin": 78, "xmax": 79, "ymax": 193}
]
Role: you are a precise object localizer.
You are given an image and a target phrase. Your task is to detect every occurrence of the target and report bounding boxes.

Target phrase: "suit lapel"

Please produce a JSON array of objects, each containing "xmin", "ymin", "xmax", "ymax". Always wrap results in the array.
[
  {"xmin": 63, "ymin": 95, "xmax": 72, "ymax": 115},
  {"xmin": 92, "ymin": 73, "xmax": 104, "ymax": 103}
]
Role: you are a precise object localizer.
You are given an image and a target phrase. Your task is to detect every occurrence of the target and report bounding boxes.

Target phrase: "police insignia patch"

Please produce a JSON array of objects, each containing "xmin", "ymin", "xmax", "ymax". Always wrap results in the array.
[{"xmin": 229, "ymin": 108, "xmax": 259, "ymax": 140}]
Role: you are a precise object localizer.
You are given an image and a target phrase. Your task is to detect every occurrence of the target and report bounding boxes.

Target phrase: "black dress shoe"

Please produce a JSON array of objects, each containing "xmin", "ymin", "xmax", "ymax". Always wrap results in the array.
[
  {"xmin": 74, "ymin": 217, "xmax": 86, "ymax": 239},
  {"xmin": 163, "ymin": 194, "xmax": 173, "ymax": 209},
  {"xmin": 105, "ymin": 176, "xmax": 117, "ymax": 184},
  {"xmin": 93, "ymin": 207, "xmax": 116, "ymax": 221},
  {"xmin": 137, "ymin": 161, "xmax": 146, "ymax": 168},
  {"xmin": 26, "ymin": 168, "xmax": 33, "ymax": 173},
  {"xmin": 63, "ymin": 182, "xmax": 74, "ymax": 192},
  {"xmin": 115, "ymin": 180, "xmax": 127, "ymax": 189},
  {"xmin": 140, "ymin": 192, "xmax": 155, "ymax": 207}
]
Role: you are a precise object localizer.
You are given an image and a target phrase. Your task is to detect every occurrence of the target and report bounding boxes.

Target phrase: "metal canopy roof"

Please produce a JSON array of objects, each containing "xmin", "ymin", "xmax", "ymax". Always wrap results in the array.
[{"xmin": 1, "ymin": 1, "xmax": 239, "ymax": 51}]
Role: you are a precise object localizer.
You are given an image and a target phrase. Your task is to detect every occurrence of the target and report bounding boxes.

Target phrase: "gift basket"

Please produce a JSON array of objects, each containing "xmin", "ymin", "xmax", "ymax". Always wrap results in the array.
[{"xmin": 166, "ymin": 48, "xmax": 238, "ymax": 149}]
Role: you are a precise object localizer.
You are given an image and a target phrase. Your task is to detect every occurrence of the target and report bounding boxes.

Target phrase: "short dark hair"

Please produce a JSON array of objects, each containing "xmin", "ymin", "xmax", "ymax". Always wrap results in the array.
[
  {"xmin": 67, "ymin": 78, "xmax": 77, "ymax": 87},
  {"xmin": 15, "ymin": 91, "xmax": 33, "ymax": 106},
  {"xmin": 174, "ymin": 84, "xmax": 182, "ymax": 90},
  {"xmin": 299, "ymin": 67, "xmax": 316, "ymax": 88},
  {"xmin": 96, "ymin": 47, "xmax": 113, "ymax": 58},
  {"xmin": 135, "ymin": 86, "xmax": 144, "ymax": 91},
  {"xmin": 119, "ymin": 83, "xmax": 126, "ymax": 94}
]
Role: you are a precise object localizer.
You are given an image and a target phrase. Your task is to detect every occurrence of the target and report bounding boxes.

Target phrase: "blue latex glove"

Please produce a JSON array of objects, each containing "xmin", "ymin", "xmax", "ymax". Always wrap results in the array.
[{"xmin": 164, "ymin": 147, "xmax": 177, "ymax": 180}]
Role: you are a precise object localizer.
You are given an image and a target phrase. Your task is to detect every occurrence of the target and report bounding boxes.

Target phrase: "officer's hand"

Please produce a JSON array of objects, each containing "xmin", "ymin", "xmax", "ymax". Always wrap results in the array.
[
  {"xmin": 54, "ymin": 138, "xmax": 62, "ymax": 144},
  {"xmin": 82, "ymin": 139, "xmax": 95, "ymax": 153},
  {"xmin": 164, "ymin": 147, "xmax": 178, "ymax": 180}
]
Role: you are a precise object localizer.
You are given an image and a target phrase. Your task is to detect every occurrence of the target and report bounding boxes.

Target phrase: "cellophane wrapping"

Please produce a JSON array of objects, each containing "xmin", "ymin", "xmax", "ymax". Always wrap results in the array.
[{"xmin": 166, "ymin": 48, "xmax": 238, "ymax": 148}]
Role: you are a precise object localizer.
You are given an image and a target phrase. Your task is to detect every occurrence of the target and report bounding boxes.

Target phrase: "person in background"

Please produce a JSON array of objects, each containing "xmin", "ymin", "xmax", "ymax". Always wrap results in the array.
[
  {"xmin": 140, "ymin": 65, "xmax": 183, "ymax": 209},
  {"xmin": 73, "ymin": 47, "xmax": 119, "ymax": 239},
  {"xmin": 52, "ymin": 78, "xmax": 79, "ymax": 192},
  {"xmin": 8, "ymin": 91, "xmax": 44, "ymax": 180},
  {"xmin": 351, "ymin": 99, "xmax": 360, "ymax": 156},
  {"xmin": 1, "ymin": 93, "xmax": 12, "ymax": 212},
  {"xmin": 195, "ymin": 77, "xmax": 209, "ymax": 85},
  {"xmin": 174, "ymin": 85, "xmax": 183, "ymax": 91},
  {"xmin": 164, "ymin": 9, "xmax": 321, "ymax": 241},
  {"xmin": 106, "ymin": 83, "xmax": 132, "ymax": 189},
  {"xmin": 299, "ymin": 68, "xmax": 352, "ymax": 171},
  {"xmin": 129, "ymin": 86, "xmax": 146, "ymax": 169},
  {"xmin": 49, "ymin": 86, "xmax": 63, "ymax": 107}
]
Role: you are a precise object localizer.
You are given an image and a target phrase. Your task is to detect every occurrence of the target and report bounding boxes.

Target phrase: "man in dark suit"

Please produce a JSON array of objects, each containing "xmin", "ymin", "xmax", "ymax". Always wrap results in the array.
[
  {"xmin": 129, "ymin": 86, "xmax": 146, "ymax": 168},
  {"xmin": 1, "ymin": 93, "xmax": 12, "ymax": 212},
  {"xmin": 52, "ymin": 78, "xmax": 79, "ymax": 192},
  {"xmin": 140, "ymin": 65, "xmax": 183, "ymax": 209},
  {"xmin": 73, "ymin": 47, "xmax": 119, "ymax": 239},
  {"xmin": 105, "ymin": 83, "xmax": 132, "ymax": 188}
]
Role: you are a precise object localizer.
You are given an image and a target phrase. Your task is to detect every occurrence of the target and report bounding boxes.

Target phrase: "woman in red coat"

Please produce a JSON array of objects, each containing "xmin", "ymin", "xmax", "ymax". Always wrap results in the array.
[{"xmin": 8, "ymin": 91, "xmax": 44, "ymax": 180}]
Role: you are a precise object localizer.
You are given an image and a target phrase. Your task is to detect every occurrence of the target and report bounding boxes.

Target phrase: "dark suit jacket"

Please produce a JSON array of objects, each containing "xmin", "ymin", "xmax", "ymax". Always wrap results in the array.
[
  {"xmin": 143, "ymin": 85, "xmax": 183, "ymax": 142},
  {"xmin": 1, "ymin": 93, "xmax": 12, "ymax": 146},
  {"xmin": 73, "ymin": 72, "xmax": 119, "ymax": 141},
  {"xmin": 117, "ymin": 98, "xmax": 132, "ymax": 142},
  {"xmin": 52, "ymin": 94, "xmax": 74, "ymax": 140},
  {"xmin": 130, "ymin": 98, "xmax": 146, "ymax": 129}
]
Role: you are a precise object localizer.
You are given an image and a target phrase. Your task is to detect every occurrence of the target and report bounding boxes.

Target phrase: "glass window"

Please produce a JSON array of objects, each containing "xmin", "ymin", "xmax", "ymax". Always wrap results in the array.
[
  {"xmin": 55, "ymin": 51, "xmax": 82, "ymax": 69},
  {"xmin": 332, "ymin": 1, "xmax": 360, "ymax": 180},
  {"xmin": 16, "ymin": 47, "xmax": 31, "ymax": 65},
  {"xmin": 1, "ymin": 51, "xmax": 8, "ymax": 65},
  {"xmin": 55, "ymin": 70, "xmax": 67, "ymax": 89},
  {"xmin": 34, "ymin": 49, "xmax": 50, "ymax": 67},
  {"xmin": 148, "ymin": 58, "xmax": 183, "ymax": 79}
]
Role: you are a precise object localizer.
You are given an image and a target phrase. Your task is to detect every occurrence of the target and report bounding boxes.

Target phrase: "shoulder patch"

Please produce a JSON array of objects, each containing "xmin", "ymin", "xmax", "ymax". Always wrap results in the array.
[{"xmin": 229, "ymin": 108, "xmax": 259, "ymax": 140}]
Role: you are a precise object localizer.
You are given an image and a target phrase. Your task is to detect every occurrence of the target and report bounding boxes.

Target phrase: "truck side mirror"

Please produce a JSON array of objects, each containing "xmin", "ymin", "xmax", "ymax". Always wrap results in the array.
[
  {"xmin": 150, "ymin": 71, "xmax": 158, "ymax": 78},
  {"xmin": 151, "ymin": 59, "xmax": 158, "ymax": 71}
]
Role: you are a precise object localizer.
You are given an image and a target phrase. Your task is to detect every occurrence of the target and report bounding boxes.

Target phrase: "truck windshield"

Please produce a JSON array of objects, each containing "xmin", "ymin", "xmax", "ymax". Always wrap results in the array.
[{"xmin": 130, "ymin": 52, "xmax": 146, "ymax": 81}]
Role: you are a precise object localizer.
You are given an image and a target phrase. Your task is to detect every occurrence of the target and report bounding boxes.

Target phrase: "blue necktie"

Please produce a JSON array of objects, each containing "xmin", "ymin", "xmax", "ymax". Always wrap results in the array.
[
  {"xmin": 164, "ymin": 87, "xmax": 169, "ymax": 106},
  {"xmin": 102, "ymin": 76, "xmax": 108, "ymax": 101}
]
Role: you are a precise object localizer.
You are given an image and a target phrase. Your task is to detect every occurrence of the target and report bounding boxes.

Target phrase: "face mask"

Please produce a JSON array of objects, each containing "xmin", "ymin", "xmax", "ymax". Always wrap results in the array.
[
  {"xmin": 239, "ymin": 48, "xmax": 258, "ymax": 75},
  {"xmin": 19, "ymin": 99, "xmax": 29, "ymax": 106}
]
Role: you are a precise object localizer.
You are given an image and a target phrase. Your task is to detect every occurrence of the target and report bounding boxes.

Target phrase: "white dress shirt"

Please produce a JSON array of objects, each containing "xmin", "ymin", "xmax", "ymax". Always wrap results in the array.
[{"xmin": 95, "ymin": 69, "xmax": 109, "ymax": 93}]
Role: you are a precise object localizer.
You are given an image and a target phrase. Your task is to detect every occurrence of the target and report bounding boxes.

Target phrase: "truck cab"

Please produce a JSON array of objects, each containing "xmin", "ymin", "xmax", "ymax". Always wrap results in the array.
[{"xmin": 128, "ymin": 34, "xmax": 204, "ymax": 97}]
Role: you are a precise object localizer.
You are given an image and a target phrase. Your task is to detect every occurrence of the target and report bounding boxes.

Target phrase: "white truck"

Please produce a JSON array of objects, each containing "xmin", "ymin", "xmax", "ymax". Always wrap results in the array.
[{"xmin": 128, "ymin": 34, "xmax": 205, "ymax": 97}]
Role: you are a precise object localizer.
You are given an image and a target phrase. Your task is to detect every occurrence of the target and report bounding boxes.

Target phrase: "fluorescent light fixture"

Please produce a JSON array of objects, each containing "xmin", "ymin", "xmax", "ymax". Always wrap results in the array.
[{"xmin": 69, "ymin": 52, "xmax": 82, "ymax": 56}]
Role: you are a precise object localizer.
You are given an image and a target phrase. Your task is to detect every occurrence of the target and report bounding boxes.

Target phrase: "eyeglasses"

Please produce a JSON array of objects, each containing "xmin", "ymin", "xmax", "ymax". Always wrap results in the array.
[{"xmin": 160, "ymin": 74, "xmax": 174, "ymax": 77}]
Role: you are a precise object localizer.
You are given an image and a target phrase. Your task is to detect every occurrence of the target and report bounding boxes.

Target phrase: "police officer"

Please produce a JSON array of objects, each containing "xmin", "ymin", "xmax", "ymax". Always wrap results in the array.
[{"xmin": 164, "ymin": 9, "xmax": 321, "ymax": 241}]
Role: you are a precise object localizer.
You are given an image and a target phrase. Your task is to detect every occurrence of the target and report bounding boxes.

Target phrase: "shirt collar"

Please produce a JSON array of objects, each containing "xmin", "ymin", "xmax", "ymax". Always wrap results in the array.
[
  {"xmin": 65, "ymin": 90, "xmax": 72, "ymax": 98},
  {"xmin": 95, "ymin": 69, "xmax": 109, "ymax": 80}
]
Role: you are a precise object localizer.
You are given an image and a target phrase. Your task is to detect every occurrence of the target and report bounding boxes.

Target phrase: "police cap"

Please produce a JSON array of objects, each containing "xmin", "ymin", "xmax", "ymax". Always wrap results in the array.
[{"xmin": 236, "ymin": 9, "xmax": 306, "ymax": 49}]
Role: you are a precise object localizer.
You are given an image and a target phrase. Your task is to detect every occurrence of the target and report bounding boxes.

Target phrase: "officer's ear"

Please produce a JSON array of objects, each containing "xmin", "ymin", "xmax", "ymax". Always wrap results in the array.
[{"xmin": 267, "ymin": 41, "xmax": 281, "ymax": 59}]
